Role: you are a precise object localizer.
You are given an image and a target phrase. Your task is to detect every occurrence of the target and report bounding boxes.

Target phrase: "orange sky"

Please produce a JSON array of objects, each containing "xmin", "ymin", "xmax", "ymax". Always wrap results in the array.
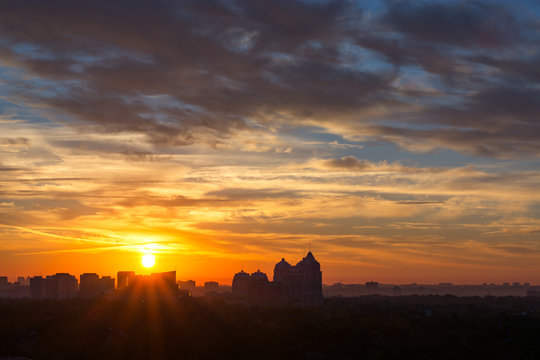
[{"xmin": 1, "ymin": 139, "xmax": 539, "ymax": 284}]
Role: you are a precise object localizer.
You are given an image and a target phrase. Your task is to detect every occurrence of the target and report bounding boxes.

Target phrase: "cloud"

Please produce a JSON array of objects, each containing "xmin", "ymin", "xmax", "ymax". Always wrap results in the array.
[
  {"xmin": 0, "ymin": 137, "xmax": 30, "ymax": 146},
  {"xmin": 383, "ymin": 1, "xmax": 518, "ymax": 49},
  {"xmin": 317, "ymin": 156, "xmax": 449, "ymax": 174},
  {"xmin": 323, "ymin": 156, "xmax": 371, "ymax": 170},
  {"xmin": 0, "ymin": 0, "xmax": 538, "ymax": 159},
  {"xmin": 0, "ymin": 164, "xmax": 25, "ymax": 172}
]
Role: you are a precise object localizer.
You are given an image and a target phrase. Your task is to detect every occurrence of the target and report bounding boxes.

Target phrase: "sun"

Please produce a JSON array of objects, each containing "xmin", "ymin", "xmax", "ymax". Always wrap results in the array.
[{"xmin": 142, "ymin": 253, "xmax": 156, "ymax": 268}]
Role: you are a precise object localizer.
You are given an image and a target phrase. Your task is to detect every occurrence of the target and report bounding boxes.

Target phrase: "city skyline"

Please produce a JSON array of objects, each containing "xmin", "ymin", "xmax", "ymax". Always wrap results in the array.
[
  {"xmin": 2, "ymin": 251, "xmax": 540, "ymax": 287},
  {"xmin": 3, "ymin": 250, "xmax": 539, "ymax": 300},
  {"xmin": 1, "ymin": 0, "xmax": 540, "ymax": 284}
]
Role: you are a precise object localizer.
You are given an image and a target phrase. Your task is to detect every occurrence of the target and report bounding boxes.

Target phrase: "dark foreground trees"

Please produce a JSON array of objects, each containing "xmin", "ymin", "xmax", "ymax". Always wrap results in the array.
[{"xmin": 1, "ymin": 295, "xmax": 540, "ymax": 359}]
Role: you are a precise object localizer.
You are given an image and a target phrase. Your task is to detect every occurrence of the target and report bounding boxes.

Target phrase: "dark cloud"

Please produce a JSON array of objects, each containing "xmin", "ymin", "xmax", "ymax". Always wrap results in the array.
[
  {"xmin": 0, "ymin": 0, "xmax": 539, "ymax": 157},
  {"xmin": 0, "ymin": 177, "xmax": 93, "ymax": 183},
  {"xmin": 0, "ymin": 0, "xmax": 386, "ymax": 144},
  {"xmin": 384, "ymin": 1, "xmax": 517, "ymax": 48},
  {"xmin": 0, "ymin": 165, "xmax": 25, "ymax": 172},
  {"xmin": 355, "ymin": 84, "xmax": 540, "ymax": 158},
  {"xmin": 358, "ymin": 1, "xmax": 523, "ymax": 81},
  {"xmin": 395, "ymin": 201, "xmax": 444, "ymax": 205},
  {"xmin": 205, "ymin": 187, "xmax": 300, "ymax": 200},
  {"xmin": 320, "ymin": 156, "xmax": 450, "ymax": 174},
  {"xmin": 1, "ymin": 198, "xmax": 101, "ymax": 220},
  {"xmin": 464, "ymin": 55, "xmax": 540, "ymax": 83},
  {"xmin": 115, "ymin": 188, "xmax": 300, "ymax": 209},
  {"xmin": 0, "ymin": 137, "xmax": 30, "ymax": 146},
  {"xmin": 496, "ymin": 245, "xmax": 540, "ymax": 254},
  {"xmin": 50, "ymin": 139, "xmax": 166, "ymax": 161},
  {"xmin": 236, "ymin": 0, "xmax": 348, "ymax": 51},
  {"xmin": 323, "ymin": 156, "xmax": 370, "ymax": 170}
]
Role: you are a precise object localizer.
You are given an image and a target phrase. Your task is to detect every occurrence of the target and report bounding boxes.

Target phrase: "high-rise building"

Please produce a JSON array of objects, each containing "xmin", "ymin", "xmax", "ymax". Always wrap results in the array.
[
  {"xmin": 30, "ymin": 273, "xmax": 77, "ymax": 299},
  {"xmin": 79, "ymin": 273, "xmax": 100, "ymax": 298},
  {"xmin": 232, "ymin": 252, "xmax": 323, "ymax": 305},
  {"xmin": 248, "ymin": 270, "xmax": 270, "ymax": 305},
  {"xmin": 274, "ymin": 252, "xmax": 323, "ymax": 305},
  {"xmin": 53, "ymin": 273, "xmax": 78, "ymax": 299},
  {"xmin": 79, "ymin": 273, "xmax": 114, "ymax": 298},
  {"xmin": 119, "ymin": 271, "xmax": 178, "ymax": 299},
  {"xmin": 78, "ymin": 274, "xmax": 114, "ymax": 297},
  {"xmin": 99, "ymin": 276, "xmax": 115, "ymax": 294},
  {"xmin": 30, "ymin": 276, "xmax": 48, "ymax": 299},
  {"xmin": 151, "ymin": 271, "xmax": 177, "ymax": 291},
  {"xmin": 0, "ymin": 276, "xmax": 9, "ymax": 289},
  {"xmin": 117, "ymin": 271, "xmax": 135, "ymax": 289},
  {"xmin": 232, "ymin": 270, "xmax": 250, "ymax": 298},
  {"xmin": 204, "ymin": 281, "xmax": 219, "ymax": 292},
  {"xmin": 178, "ymin": 279, "xmax": 196, "ymax": 291}
]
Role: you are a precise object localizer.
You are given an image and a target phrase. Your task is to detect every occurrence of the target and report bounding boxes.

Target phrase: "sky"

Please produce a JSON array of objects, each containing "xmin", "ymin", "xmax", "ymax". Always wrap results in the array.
[{"xmin": 1, "ymin": 0, "xmax": 540, "ymax": 285}]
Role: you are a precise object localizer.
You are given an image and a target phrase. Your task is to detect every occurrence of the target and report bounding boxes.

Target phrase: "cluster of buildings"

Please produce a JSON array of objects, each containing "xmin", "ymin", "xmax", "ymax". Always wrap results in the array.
[
  {"xmin": 0, "ymin": 276, "xmax": 29, "ymax": 289},
  {"xmin": 25, "ymin": 271, "xmax": 179, "ymax": 300},
  {"xmin": 232, "ymin": 252, "xmax": 323, "ymax": 305},
  {"xmin": 5, "ymin": 253, "xmax": 540, "ymax": 300},
  {"xmin": 1, "ymin": 253, "xmax": 325, "ymax": 304},
  {"xmin": 0, "ymin": 271, "xmax": 228, "ymax": 300},
  {"xmin": 79, "ymin": 273, "xmax": 115, "ymax": 298},
  {"xmin": 115, "ymin": 270, "xmax": 180, "ymax": 298},
  {"xmin": 30, "ymin": 273, "xmax": 113, "ymax": 300}
]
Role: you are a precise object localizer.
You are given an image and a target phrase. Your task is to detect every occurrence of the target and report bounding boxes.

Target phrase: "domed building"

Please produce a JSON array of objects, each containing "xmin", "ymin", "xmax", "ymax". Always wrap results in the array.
[
  {"xmin": 232, "ymin": 252, "xmax": 323, "ymax": 305},
  {"xmin": 247, "ymin": 269, "xmax": 270, "ymax": 304},
  {"xmin": 232, "ymin": 270, "xmax": 250, "ymax": 298},
  {"xmin": 295, "ymin": 252, "xmax": 323, "ymax": 305},
  {"xmin": 273, "ymin": 258, "xmax": 292, "ymax": 283},
  {"xmin": 250, "ymin": 269, "xmax": 269, "ymax": 282},
  {"xmin": 273, "ymin": 252, "xmax": 322, "ymax": 305}
]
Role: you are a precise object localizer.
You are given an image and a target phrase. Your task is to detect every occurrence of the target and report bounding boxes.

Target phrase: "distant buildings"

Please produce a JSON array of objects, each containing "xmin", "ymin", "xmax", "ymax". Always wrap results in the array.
[
  {"xmin": 27, "ymin": 273, "xmax": 113, "ymax": 299},
  {"xmin": 231, "ymin": 270, "xmax": 250, "ymax": 297},
  {"xmin": 232, "ymin": 252, "xmax": 323, "ymax": 305},
  {"xmin": 117, "ymin": 271, "xmax": 136, "ymax": 289},
  {"xmin": 365, "ymin": 281, "xmax": 379, "ymax": 289},
  {"xmin": 5, "ymin": 260, "xmax": 540, "ymax": 301},
  {"xmin": 79, "ymin": 273, "xmax": 115, "ymax": 298},
  {"xmin": 30, "ymin": 273, "xmax": 78, "ymax": 300},
  {"xmin": 204, "ymin": 281, "xmax": 219, "ymax": 291},
  {"xmin": 0, "ymin": 276, "xmax": 8, "ymax": 290},
  {"xmin": 24, "ymin": 270, "xmax": 179, "ymax": 300},
  {"xmin": 178, "ymin": 280, "xmax": 196, "ymax": 292},
  {"xmin": 17, "ymin": 276, "xmax": 29, "ymax": 286},
  {"xmin": 117, "ymin": 270, "xmax": 178, "ymax": 298}
]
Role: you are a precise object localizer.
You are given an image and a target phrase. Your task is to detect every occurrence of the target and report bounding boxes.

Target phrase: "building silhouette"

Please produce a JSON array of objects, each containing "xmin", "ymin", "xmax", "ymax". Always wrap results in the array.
[
  {"xmin": 30, "ymin": 276, "xmax": 46, "ymax": 299},
  {"xmin": 0, "ymin": 276, "xmax": 9, "ymax": 290},
  {"xmin": 178, "ymin": 279, "xmax": 196, "ymax": 292},
  {"xmin": 30, "ymin": 273, "xmax": 78, "ymax": 299},
  {"xmin": 117, "ymin": 271, "xmax": 135, "ymax": 289},
  {"xmin": 17, "ymin": 276, "xmax": 29, "ymax": 286},
  {"xmin": 232, "ymin": 252, "xmax": 323, "ymax": 305},
  {"xmin": 231, "ymin": 270, "xmax": 250, "ymax": 298},
  {"xmin": 79, "ymin": 273, "xmax": 115, "ymax": 298},
  {"xmin": 204, "ymin": 281, "xmax": 219, "ymax": 293},
  {"xmin": 117, "ymin": 271, "xmax": 178, "ymax": 300}
]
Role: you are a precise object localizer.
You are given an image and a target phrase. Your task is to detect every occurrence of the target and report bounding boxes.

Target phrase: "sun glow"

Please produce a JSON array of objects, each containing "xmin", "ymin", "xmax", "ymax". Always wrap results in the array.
[{"xmin": 142, "ymin": 253, "xmax": 156, "ymax": 268}]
